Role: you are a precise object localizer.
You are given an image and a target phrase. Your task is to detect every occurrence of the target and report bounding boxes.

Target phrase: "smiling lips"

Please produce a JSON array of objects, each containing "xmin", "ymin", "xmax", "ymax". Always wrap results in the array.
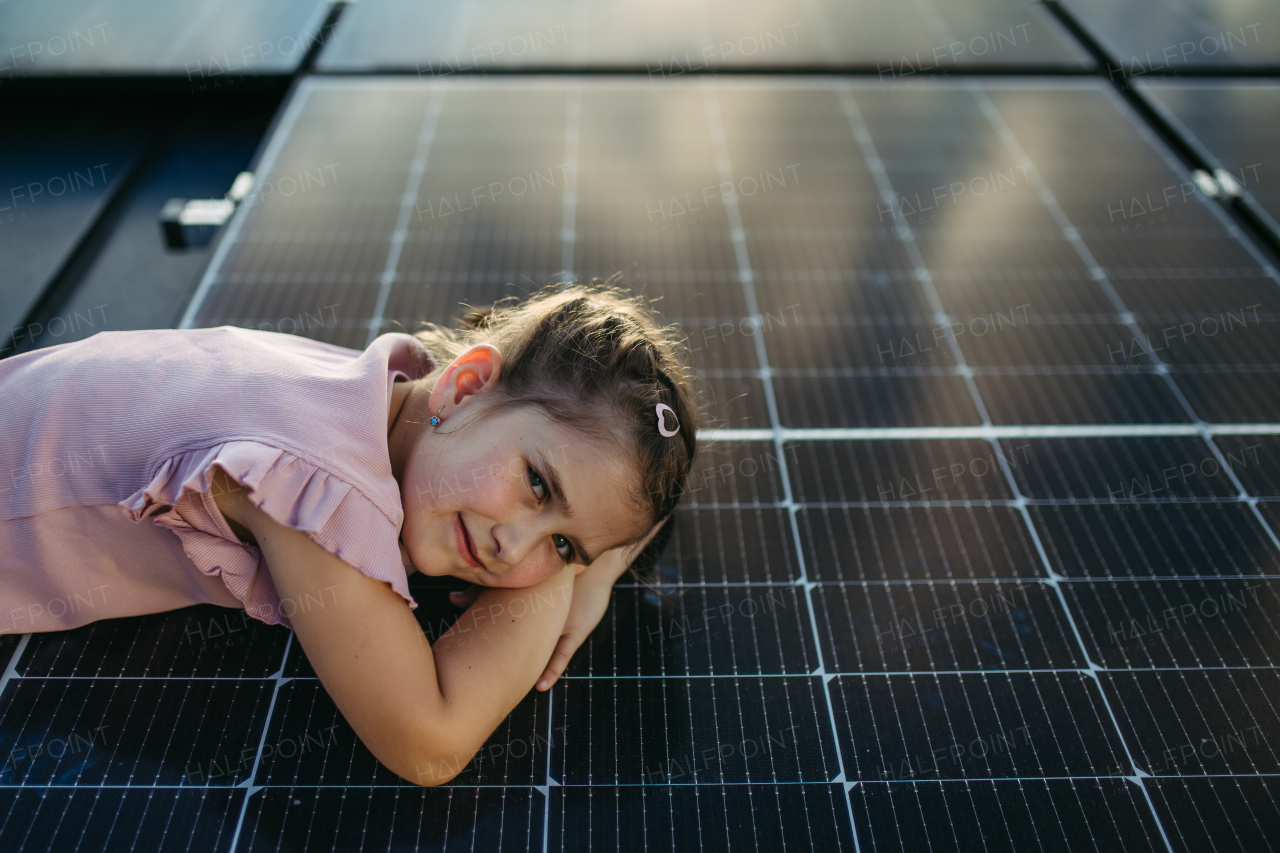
[{"xmin": 454, "ymin": 513, "xmax": 482, "ymax": 569}]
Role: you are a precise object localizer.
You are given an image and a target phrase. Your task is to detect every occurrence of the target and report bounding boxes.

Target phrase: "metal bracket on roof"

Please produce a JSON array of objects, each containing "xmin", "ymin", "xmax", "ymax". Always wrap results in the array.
[
  {"xmin": 1191, "ymin": 168, "xmax": 1245, "ymax": 201},
  {"xmin": 160, "ymin": 171, "xmax": 254, "ymax": 250}
]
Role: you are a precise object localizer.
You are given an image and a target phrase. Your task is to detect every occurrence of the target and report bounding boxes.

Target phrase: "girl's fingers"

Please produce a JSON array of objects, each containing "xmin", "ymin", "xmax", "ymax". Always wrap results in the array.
[
  {"xmin": 448, "ymin": 586, "xmax": 481, "ymax": 609},
  {"xmin": 535, "ymin": 634, "xmax": 582, "ymax": 691}
]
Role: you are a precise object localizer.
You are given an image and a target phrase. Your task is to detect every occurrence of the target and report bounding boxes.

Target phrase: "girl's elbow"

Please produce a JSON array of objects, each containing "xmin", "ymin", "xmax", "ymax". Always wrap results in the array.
[
  {"xmin": 385, "ymin": 723, "xmax": 485, "ymax": 787},
  {"xmin": 396, "ymin": 742, "xmax": 480, "ymax": 787}
]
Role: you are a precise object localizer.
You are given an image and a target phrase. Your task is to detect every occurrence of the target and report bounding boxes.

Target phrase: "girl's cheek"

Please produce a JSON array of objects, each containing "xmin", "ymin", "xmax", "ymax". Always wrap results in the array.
[{"xmin": 495, "ymin": 556, "xmax": 557, "ymax": 589}]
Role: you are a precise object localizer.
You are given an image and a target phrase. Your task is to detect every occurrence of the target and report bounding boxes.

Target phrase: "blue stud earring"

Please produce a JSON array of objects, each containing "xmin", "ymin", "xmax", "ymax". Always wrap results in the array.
[{"xmin": 429, "ymin": 405, "xmax": 444, "ymax": 427}]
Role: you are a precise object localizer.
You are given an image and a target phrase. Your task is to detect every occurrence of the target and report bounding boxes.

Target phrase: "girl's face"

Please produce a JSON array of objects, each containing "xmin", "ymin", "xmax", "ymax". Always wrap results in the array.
[{"xmin": 390, "ymin": 345, "xmax": 643, "ymax": 589}]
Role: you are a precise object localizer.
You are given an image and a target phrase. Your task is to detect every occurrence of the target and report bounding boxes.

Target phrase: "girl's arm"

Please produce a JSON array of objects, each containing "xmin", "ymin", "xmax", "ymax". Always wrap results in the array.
[
  {"xmin": 212, "ymin": 468, "xmax": 572, "ymax": 786},
  {"xmin": 533, "ymin": 544, "xmax": 633, "ymax": 690},
  {"xmin": 448, "ymin": 520, "xmax": 666, "ymax": 690}
]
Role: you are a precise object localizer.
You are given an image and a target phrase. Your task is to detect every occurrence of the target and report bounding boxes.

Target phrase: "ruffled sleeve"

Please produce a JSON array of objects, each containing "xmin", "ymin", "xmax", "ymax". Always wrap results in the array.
[{"xmin": 119, "ymin": 440, "xmax": 416, "ymax": 629}]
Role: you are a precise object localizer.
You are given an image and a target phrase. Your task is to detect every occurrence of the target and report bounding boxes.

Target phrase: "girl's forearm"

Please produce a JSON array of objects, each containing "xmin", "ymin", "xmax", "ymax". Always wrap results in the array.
[{"xmin": 421, "ymin": 567, "xmax": 574, "ymax": 783}]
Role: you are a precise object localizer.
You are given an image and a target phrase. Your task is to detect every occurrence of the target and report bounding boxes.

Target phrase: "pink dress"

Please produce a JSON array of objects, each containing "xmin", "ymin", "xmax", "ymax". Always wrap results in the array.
[{"xmin": 0, "ymin": 327, "xmax": 434, "ymax": 635}]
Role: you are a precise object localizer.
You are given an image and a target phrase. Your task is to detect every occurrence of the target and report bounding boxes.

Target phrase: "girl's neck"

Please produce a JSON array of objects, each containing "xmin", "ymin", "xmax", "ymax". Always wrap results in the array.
[{"xmin": 387, "ymin": 378, "xmax": 418, "ymax": 485}]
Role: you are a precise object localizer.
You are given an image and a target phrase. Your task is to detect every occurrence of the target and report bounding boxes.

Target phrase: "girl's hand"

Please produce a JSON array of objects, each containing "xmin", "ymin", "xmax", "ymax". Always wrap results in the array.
[
  {"xmin": 535, "ymin": 519, "xmax": 665, "ymax": 690},
  {"xmin": 448, "ymin": 570, "xmax": 613, "ymax": 691},
  {"xmin": 448, "ymin": 586, "xmax": 483, "ymax": 610},
  {"xmin": 449, "ymin": 519, "xmax": 667, "ymax": 692},
  {"xmin": 534, "ymin": 567, "xmax": 615, "ymax": 691}
]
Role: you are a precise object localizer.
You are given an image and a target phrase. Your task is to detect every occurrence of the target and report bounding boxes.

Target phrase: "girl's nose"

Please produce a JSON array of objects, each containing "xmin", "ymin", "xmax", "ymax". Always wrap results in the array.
[{"xmin": 490, "ymin": 518, "xmax": 545, "ymax": 573}]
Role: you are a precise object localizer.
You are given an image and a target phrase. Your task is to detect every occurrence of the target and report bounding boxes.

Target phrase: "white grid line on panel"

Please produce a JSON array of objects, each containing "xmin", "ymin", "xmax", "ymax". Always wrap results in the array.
[
  {"xmin": 839, "ymin": 82, "xmax": 1177, "ymax": 853},
  {"xmin": 969, "ymin": 84, "xmax": 1280, "ymax": 560},
  {"xmin": 700, "ymin": 81, "xmax": 861, "ymax": 851},
  {"xmin": 9, "ymin": 775, "xmax": 1279, "ymax": 791},
  {"xmin": 225, "ymin": 632, "xmax": 293, "ymax": 852},
  {"xmin": 699, "ymin": 424, "xmax": 1280, "ymax": 441},
  {"xmin": 366, "ymin": 89, "xmax": 447, "ymax": 347}
]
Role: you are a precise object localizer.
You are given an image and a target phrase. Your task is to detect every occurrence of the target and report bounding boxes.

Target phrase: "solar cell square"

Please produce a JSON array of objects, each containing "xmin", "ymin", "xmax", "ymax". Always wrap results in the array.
[
  {"xmin": 566, "ymin": 586, "xmax": 817, "ymax": 677},
  {"xmin": 0, "ymin": 677, "xmax": 274, "ymax": 786},
  {"xmin": 682, "ymin": 442, "xmax": 788, "ymax": 507},
  {"xmin": 1080, "ymin": 226, "xmax": 1264, "ymax": 273},
  {"xmin": 975, "ymin": 372, "xmax": 1190, "ymax": 425},
  {"xmin": 1109, "ymin": 276, "xmax": 1280, "ymax": 319},
  {"xmin": 1212, "ymin": 435, "xmax": 1279, "ymax": 497},
  {"xmin": 797, "ymin": 506, "xmax": 1042, "ymax": 582},
  {"xmin": 741, "ymin": 230, "xmax": 916, "ymax": 280},
  {"xmin": 1001, "ymin": 437, "xmax": 1242, "ymax": 501},
  {"xmin": 679, "ymin": 318, "xmax": 761, "ymax": 372},
  {"xmin": 957, "ymin": 321, "xmax": 1141, "ymax": 367},
  {"xmin": 1260, "ymin": 501, "xmax": 1280, "ymax": 532},
  {"xmin": 931, "ymin": 273, "xmax": 1118, "ymax": 318},
  {"xmin": 773, "ymin": 374, "xmax": 983, "ymax": 429},
  {"xmin": 549, "ymin": 784, "xmax": 855, "ymax": 852},
  {"xmin": 0, "ymin": 788, "xmax": 243, "ymax": 853},
  {"xmin": 1029, "ymin": 502, "xmax": 1280, "ymax": 578},
  {"xmin": 1148, "ymin": 777, "xmax": 1280, "ymax": 853},
  {"xmin": 1062, "ymin": 578, "xmax": 1280, "ymax": 668},
  {"xmin": 913, "ymin": 231, "xmax": 1093, "ymax": 278},
  {"xmin": 813, "ymin": 581, "xmax": 1082, "ymax": 673},
  {"xmin": 15, "ymin": 605, "xmax": 289, "ymax": 679},
  {"xmin": 239, "ymin": 787, "xmax": 543, "ymax": 852},
  {"xmin": 848, "ymin": 779, "xmax": 1166, "ymax": 852},
  {"xmin": 692, "ymin": 372, "xmax": 769, "ymax": 430},
  {"xmin": 627, "ymin": 508, "xmax": 800, "ymax": 585},
  {"xmin": 769, "ymin": 318, "xmax": 966, "ymax": 370},
  {"xmin": 1177, "ymin": 372, "xmax": 1280, "ymax": 423},
  {"xmin": 831, "ymin": 673, "xmax": 1131, "ymax": 781},
  {"xmin": 753, "ymin": 269, "xmax": 933, "ymax": 320},
  {"xmin": 787, "ymin": 439, "xmax": 1017, "ymax": 504},
  {"xmin": 1101, "ymin": 669, "xmax": 1280, "ymax": 777},
  {"xmin": 1141, "ymin": 319, "xmax": 1280, "ymax": 366},
  {"xmin": 549, "ymin": 676, "xmax": 839, "ymax": 784}
]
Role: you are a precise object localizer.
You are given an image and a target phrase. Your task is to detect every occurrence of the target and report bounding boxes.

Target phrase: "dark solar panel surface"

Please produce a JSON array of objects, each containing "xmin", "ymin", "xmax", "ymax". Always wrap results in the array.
[
  {"xmin": 1138, "ymin": 80, "xmax": 1280, "ymax": 244},
  {"xmin": 4, "ymin": 71, "xmax": 1280, "ymax": 852},
  {"xmin": 1060, "ymin": 0, "xmax": 1280, "ymax": 70},
  {"xmin": 317, "ymin": 0, "xmax": 1092, "ymax": 72},
  {"xmin": 0, "ymin": 0, "xmax": 332, "ymax": 75},
  {"xmin": 0, "ymin": 100, "xmax": 153, "ymax": 349}
]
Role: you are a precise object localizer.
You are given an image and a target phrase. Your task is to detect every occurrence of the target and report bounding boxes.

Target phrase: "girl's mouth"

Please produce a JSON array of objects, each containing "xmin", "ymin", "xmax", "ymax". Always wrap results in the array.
[{"xmin": 454, "ymin": 513, "xmax": 482, "ymax": 569}]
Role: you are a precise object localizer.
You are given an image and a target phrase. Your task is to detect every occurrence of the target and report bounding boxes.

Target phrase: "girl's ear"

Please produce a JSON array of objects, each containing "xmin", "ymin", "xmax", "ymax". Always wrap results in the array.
[{"xmin": 430, "ymin": 344, "xmax": 503, "ymax": 415}]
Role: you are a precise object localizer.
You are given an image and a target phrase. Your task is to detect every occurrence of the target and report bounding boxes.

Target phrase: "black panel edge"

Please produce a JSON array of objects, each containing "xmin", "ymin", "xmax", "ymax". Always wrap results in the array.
[{"xmin": 1042, "ymin": 0, "xmax": 1280, "ymax": 264}]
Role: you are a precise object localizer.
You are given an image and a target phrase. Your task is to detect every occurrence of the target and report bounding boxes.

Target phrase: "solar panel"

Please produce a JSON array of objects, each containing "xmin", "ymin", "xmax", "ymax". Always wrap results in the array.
[
  {"xmin": 0, "ymin": 0, "xmax": 332, "ymax": 75},
  {"xmin": 1060, "ymin": 0, "xmax": 1280, "ymax": 70},
  {"xmin": 0, "ymin": 99, "xmax": 153, "ymax": 352},
  {"xmin": 317, "ymin": 0, "xmax": 1092, "ymax": 72},
  {"xmin": 1137, "ymin": 80, "xmax": 1280, "ymax": 245},
  {"xmin": 4, "ymin": 72, "xmax": 1280, "ymax": 851}
]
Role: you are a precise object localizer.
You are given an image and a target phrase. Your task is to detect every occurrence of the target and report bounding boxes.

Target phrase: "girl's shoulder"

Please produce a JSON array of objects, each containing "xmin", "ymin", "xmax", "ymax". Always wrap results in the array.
[{"xmin": 0, "ymin": 328, "xmax": 431, "ymax": 522}]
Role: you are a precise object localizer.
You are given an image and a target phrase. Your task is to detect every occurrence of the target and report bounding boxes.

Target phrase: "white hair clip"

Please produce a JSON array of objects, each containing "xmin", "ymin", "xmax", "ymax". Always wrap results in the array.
[{"xmin": 656, "ymin": 403, "xmax": 680, "ymax": 437}]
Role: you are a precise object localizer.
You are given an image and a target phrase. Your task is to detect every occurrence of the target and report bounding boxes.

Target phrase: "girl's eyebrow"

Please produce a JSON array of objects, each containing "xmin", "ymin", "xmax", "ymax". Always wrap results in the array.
[{"xmin": 534, "ymin": 450, "xmax": 597, "ymax": 566}]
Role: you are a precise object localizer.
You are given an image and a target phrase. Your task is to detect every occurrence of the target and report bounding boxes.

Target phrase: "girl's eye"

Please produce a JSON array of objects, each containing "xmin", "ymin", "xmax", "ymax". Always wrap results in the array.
[
  {"xmin": 528, "ymin": 466, "xmax": 547, "ymax": 500},
  {"xmin": 529, "ymin": 466, "xmax": 575, "ymax": 562}
]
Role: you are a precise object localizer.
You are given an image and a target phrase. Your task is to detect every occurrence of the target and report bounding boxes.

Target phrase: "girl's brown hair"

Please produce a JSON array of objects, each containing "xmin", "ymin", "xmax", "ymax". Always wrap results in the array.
[{"xmin": 411, "ymin": 283, "xmax": 700, "ymax": 544}]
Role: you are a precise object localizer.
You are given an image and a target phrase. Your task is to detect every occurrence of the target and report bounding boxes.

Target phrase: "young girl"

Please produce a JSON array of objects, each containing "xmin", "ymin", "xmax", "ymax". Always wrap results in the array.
[{"xmin": 0, "ymin": 285, "xmax": 699, "ymax": 786}]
